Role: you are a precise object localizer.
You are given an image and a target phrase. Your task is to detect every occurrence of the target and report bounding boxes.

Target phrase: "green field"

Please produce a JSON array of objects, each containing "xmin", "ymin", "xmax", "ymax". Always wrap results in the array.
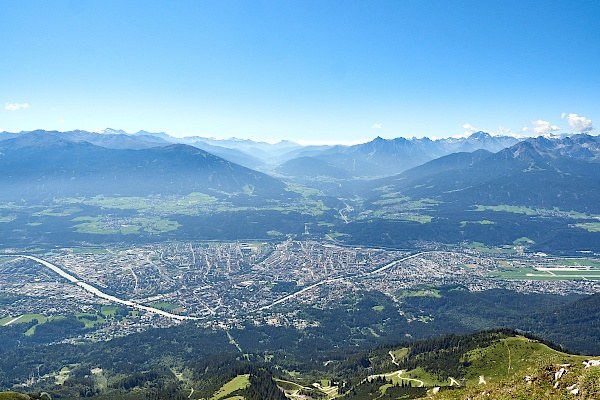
[
  {"xmin": 373, "ymin": 197, "xmax": 411, "ymax": 205},
  {"xmin": 100, "ymin": 306, "xmax": 119, "ymax": 317},
  {"xmin": 285, "ymin": 183, "xmax": 326, "ymax": 197},
  {"xmin": 475, "ymin": 204, "xmax": 539, "ymax": 215},
  {"xmin": 400, "ymin": 214, "xmax": 432, "ymax": 224},
  {"xmin": 210, "ymin": 374, "xmax": 250, "ymax": 400},
  {"xmin": 72, "ymin": 216, "xmax": 180, "ymax": 235},
  {"xmin": 76, "ymin": 313, "xmax": 106, "ymax": 328},
  {"xmin": 492, "ymin": 257, "xmax": 600, "ymax": 281},
  {"xmin": 59, "ymin": 192, "xmax": 332, "ymax": 219},
  {"xmin": 54, "ymin": 366, "xmax": 72, "ymax": 385},
  {"xmin": 11, "ymin": 313, "xmax": 48, "ymax": 325},
  {"xmin": 57, "ymin": 191, "xmax": 329, "ymax": 217},
  {"xmin": 70, "ymin": 247, "xmax": 108, "ymax": 254},
  {"xmin": 325, "ymin": 232, "xmax": 349, "ymax": 240},
  {"xmin": 0, "ymin": 214, "xmax": 17, "ymax": 223},
  {"xmin": 370, "ymin": 210, "xmax": 433, "ymax": 222},
  {"xmin": 0, "ymin": 316, "xmax": 15, "ymax": 326},
  {"xmin": 0, "ymin": 314, "xmax": 72, "ymax": 336},
  {"xmin": 275, "ymin": 378, "xmax": 304, "ymax": 392},
  {"xmin": 460, "ymin": 220, "xmax": 495, "ymax": 227},
  {"xmin": 375, "ymin": 198, "xmax": 439, "ymax": 210},
  {"xmin": 513, "ymin": 236, "xmax": 535, "ymax": 245},
  {"xmin": 461, "ymin": 336, "xmax": 586, "ymax": 385},
  {"xmin": 150, "ymin": 301, "xmax": 178, "ymax": 312},
  {"xmin": 366, "ymin": 197, "xmax": 439, "ymax": 222},
  {"xmin": 574, "ymin": 222, "xmax": 600, "ymax": 232},
  {"xmin": 475, "ymin": 204, "xmax": 600, "ymax": 220},
  {"xmin": 389, "ymin": 348, "xmax": 409, "ymax": 361},
  {"xmin": 0, "ymin": 392, "xmax": 32, "ymax": 400},
  {"xmin": 558, "ymin": 258, "xmax": 600, "ymax": 267},
  {"xmin": 33, "ymin": 207, "xmax": 82, "ymax": 217},
  {"xmin": 492, "ymin": 265, "xmax": 600, "ymax": 281},
  {"xmin": 399, "ymin": 289, "xmax": 441, "ymax": 298},
  {"xmin": 462, "ymin": 242, "xmax": 515, "ymax": 254},
  {"xmin": 57, "ymin": 192, "xmax": 218, "ymax": 216},
  {"xmin": 72, "ymin": 216, "xmax": 119, "ymax": 234}
]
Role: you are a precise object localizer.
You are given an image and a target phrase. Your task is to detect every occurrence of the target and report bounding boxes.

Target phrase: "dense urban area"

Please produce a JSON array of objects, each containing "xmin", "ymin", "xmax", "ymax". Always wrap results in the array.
[{"xmin": 2, "ymin": 240, "xmax": 598, "ymax": 341}]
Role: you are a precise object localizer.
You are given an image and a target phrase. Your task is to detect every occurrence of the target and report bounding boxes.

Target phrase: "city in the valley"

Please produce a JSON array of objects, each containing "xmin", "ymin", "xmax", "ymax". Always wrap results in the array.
[{"xmin": 2, "ymin": 240, "xmax": 598, "ymax": 341}]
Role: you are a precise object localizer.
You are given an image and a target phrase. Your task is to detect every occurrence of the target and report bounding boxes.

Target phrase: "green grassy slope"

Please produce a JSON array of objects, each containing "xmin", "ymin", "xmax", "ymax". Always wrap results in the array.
[{"xmin": 338, "ymin": 331, "xmax": 598, "ymax": 399}]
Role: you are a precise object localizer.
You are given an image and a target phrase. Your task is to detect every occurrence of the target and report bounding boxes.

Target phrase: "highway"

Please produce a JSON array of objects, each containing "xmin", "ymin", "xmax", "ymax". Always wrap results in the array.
[
  {"xmin": 258, "ymin": 252, "xmax": 428, "ymax": 311},
  {"xmin": 367, "ymin": 251, "xmax": 429, "ymax": 275},
  {"xmin": 258, "ymin": 277, "xmax": 346, "ymax": 311}
]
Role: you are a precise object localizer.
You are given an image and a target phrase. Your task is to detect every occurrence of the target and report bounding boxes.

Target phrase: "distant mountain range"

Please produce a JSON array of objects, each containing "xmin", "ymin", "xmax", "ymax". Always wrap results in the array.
[
  {"xmin": 367, "ymin": 133, "xmax": 600, "ymax": 213},
  {"xmin": 278, "ymin": 133, "xmax": 521, "ymax": 178},
  {"xmin": 0, "ymin": 130, "xmax": 287, "ymax": 202},
  {"xmin": 2, "ymin": 128, "xmax": 599, "ymax": 252},
  {"xmin": 2, "ymin": 129, "xmax": 598, "ymax": 204},
  {"xmin": 1, "ymin": 128, "xmax": 526, "ymax": 177}
]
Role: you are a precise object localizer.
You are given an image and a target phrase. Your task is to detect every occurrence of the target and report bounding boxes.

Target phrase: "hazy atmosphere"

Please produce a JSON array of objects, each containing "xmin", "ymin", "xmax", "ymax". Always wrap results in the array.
[{"xmin": 1, "ymin": 2, "xmax": 600, "ymax": 400}]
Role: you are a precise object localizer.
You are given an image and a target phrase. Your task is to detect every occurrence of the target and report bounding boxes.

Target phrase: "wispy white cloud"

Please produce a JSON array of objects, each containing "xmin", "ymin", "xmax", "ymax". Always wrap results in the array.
[
  {"xmin": 462, "ymin": 123, "xmax": 478, "ymax": 133},
  {"xmin": 373, "ymin": 123, "xmax": 382, "ymax": 130},
  {"xmin": 496, "ymin": 126, "xmax": 516, "ymax": 137},
  {"xmin": 562, "ymin": 112, "xmax": 593, "ymax": 133},
  {"xmin": 5, "ymin": 103, "xmax": 29, "ymax": 111},
  {"xmin": 293, "ymin": 138, "xmax": 371, "ymax": 146},
  {"xmin": 522, "ymin": 120, "xmax": 560, "ymax": 135},
  {"xmin": 4, "ymin": 102, "xmax": 29, "ymax": 111},
  {"xmin": 459, "ymin": 125, "xmax": 519, "ymax": 138},
  {"xmin": 453, "ymin": 123, "xmax": 480, "ymax": 138},
  {"xmin": 59, "ymin": 119, "xmax": 65, "ymax": 124}
]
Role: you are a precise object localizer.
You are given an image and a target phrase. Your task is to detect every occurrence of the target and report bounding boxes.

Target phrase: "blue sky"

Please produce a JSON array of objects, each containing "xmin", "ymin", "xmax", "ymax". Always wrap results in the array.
[{"xmin": 1, "ymin": 0, "xmax": 599, "ymax": 143}]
